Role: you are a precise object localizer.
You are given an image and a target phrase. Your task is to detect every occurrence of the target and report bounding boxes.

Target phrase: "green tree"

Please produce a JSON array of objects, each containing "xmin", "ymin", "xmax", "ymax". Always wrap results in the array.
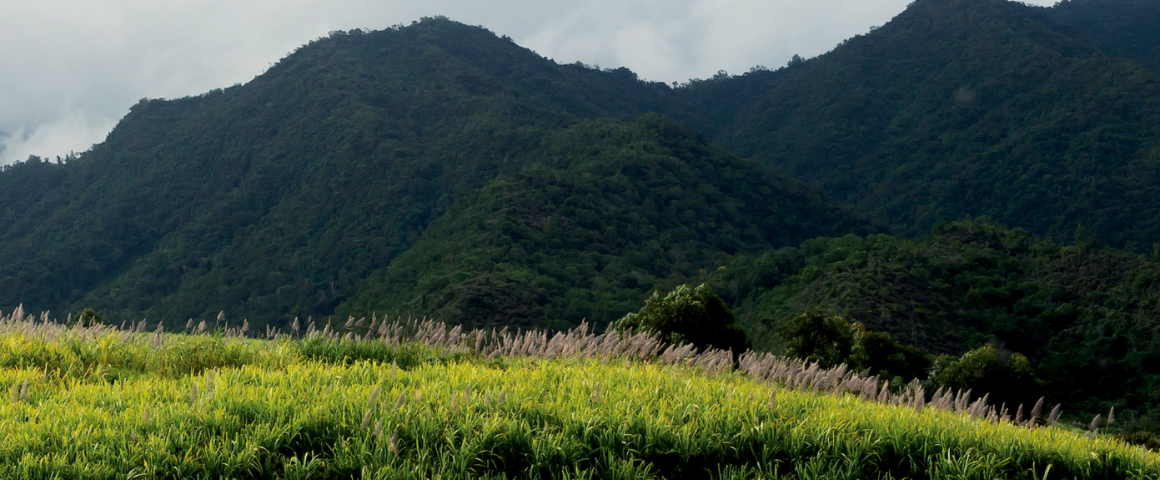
[
  {"xmin": 929, "ymin": 344, "xmax": 1043, "ymax": 411},
  {"xmin": 852, "ymin": 329, "xmax": 932, "ymax": 381},
  {"xmin": 780, "ymin": 309, "xmax": 932, "ymax": 378},
  {"xmin": 779, "ymin": 309, "xmax": 857, "ymax": 368},
  {"xmin": 616, "ymin": 284, "xmax": 748, "ymax": 353}
]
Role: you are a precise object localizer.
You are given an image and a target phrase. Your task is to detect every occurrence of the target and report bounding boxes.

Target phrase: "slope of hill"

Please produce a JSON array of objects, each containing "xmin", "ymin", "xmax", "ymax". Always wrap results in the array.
[
  {"xmin": 1054, "ymin": 0, "xmax": 1160, "ymax": 72},
  {"xmin": 714, "ymin": 218, "xmax": 1160, "ymax": 425},
  {"xmin": 676, "ymin": 0, "xmax": 1160, "ymax": 251},
  {"xmin": 2, "ymin": 0, "xmax": 1159, "ymax": 354},
  {"xmin": 0, "ymin": 19, "xmax": 862, "ymax": 328},
  {"xmin": 0, "ymin": 314, "xmax": 1154, "ymax": 479},
  {"xmin": 340, "ymin": 116, "xmax": 870, "ymax": 329}
]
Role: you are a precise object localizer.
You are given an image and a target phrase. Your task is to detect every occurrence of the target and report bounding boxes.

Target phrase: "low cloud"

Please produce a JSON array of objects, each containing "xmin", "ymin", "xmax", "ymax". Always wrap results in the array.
[
  {"xmin": 0, "ymin": 111, "xmax": 117, "ymax": 165},
  {"xmin": 0, "ymin": 0, "xmax": 1058, "ymax": 166}
]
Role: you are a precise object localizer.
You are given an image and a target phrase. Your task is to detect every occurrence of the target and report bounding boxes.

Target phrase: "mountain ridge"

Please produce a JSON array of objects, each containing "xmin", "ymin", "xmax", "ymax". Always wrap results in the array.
[{"xmin": 0, "ymin": 0, "xmax": 1157, "ymax": 335}]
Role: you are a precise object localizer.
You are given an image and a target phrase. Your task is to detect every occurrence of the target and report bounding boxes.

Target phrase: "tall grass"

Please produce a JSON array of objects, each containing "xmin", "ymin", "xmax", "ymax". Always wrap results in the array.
[{"xmin": 0, "ymin": 309, "xmax": 1155, "ymax": 479}]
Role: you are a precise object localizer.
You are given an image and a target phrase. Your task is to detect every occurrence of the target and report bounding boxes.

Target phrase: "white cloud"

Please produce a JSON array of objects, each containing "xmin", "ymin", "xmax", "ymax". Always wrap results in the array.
[
  {"xmin": 0, "ymin": 111, "xmax": 117, "ymax": 165},
  {"xmin": 0, "ymin": 0, "xmax": 1060, "ymax": 165}
]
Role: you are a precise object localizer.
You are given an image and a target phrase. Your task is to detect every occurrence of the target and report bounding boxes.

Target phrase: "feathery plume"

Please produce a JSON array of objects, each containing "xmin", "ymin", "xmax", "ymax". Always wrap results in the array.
[
  {"xmin": 373, "ymin": 419, "xmax": 383, "ymax": 438},
  {"xmin": 205, "ymin": 370, "xmax": 216, "ymax": 398},
  {"xmin": 1028, "ymin": 397, "xmax": 1044, "ymax": 428},
  {"xmin": 1089, "ymin": 414, "xmax": 1101, "ymax": 433},
  {"xmin": 396, "ymin": 392, "xmax": 406, "ymax": 408},
  {"xmin": 1048, "ymin": 404, "xmax": 1062, "ymax": 426},
  {"xmin": 389, "ymin": 429, "xmax": 399, "ymax": 454},
  {"xmin": 367, "ymin": 385, "xmax": 381, "ymax": 405},
  {"xmin": 361, "ymin": 409, "xmax": 372, "ymax": 429},
  {"xmin": 1107, "ymin": 406, "xmax": 1115, "ymax": 426}
]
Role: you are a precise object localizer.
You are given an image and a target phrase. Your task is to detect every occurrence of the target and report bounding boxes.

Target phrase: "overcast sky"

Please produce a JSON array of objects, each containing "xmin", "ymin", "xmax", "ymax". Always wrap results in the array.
[{"xmin": 0, "ymin": 0, "xmax": 1059, "ymax": 166}]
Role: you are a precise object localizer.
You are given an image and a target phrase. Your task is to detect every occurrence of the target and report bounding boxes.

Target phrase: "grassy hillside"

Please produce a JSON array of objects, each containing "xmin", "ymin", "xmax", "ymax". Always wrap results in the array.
[{"xmin": 0, "ymin": 312, "xmax": 1155, "ymax": 479}]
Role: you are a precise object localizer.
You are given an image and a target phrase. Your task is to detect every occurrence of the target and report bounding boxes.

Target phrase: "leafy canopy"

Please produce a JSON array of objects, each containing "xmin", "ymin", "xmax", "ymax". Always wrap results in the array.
[{"xmin": 616, "ymin": 283, "xmax": 748, "ymax": 354}]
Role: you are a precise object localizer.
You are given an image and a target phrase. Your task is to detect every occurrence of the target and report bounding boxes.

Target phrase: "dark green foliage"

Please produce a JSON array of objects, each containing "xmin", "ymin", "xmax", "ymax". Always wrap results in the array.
[
  {"xmin": 616, "ymin": 283, "xmax": 748, "ymax": 353},
  {"xmin": 779, "ymin": 309, "xmax": 931, "ymax": 380},
  {"xmin": 1054, "ymin": 0, "xmax": 1160, "ymax": 73},
  {"xmin": 852, "ymin": 330, "xmax": 932, "ymax": 382},
  {"xmin": 675, "ymin": 0, "xmax": 1160, "ymax": 252},
  {"xmin": 722, "ymin": 217, "xmax": 1160, "ymax": 425},
  {"xmin": 928, "ymin": 344, "xmax": 1044, "ymax": 413},
  {"xmin": 73, "ymin": 308, "xmax": 107, "ymax": 328},
  {"xmin": 340, "ymin": 116, "xmax": 867, "ymax": 330},
  {"xmin": 779, "ymin": 309, "xmax": 856, "ymax": 369}
]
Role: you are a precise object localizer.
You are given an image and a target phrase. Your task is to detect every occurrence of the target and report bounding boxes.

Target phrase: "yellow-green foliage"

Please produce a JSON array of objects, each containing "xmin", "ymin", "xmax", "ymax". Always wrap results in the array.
[{"xmin": 0, "ymin": 325, "xmax": 1156, "ymax": 479}]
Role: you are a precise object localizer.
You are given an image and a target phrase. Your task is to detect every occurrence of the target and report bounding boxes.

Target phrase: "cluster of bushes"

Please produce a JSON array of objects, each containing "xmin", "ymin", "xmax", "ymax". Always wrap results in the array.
[
  {"xmin": 778, "ymin": 308, "xmax": 1043, "ymax": 414},
  {"xmin": 609, "ymin": 284, "xmax": 1045, "ymax": 416}
]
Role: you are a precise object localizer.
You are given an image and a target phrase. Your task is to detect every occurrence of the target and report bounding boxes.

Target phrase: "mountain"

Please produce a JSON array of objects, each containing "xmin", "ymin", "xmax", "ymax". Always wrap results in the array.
[
  {"xmin": 340, "ymin": 116, "xmax": 869, "ymax": 329},
  {"xmin": 2, "ymin": 1, "xmax": 1159, "ymax": 332},
  {"xmin": 0, "ymin": 20, "xmax": 860, "ymax": 328},
  {"xmin": 674, "ymin": 0, "xmax": 1160, "ymax": 252},
  {"xmin": 1054, "ymin": 0, "xmax": 1160, "ymax": 73}
]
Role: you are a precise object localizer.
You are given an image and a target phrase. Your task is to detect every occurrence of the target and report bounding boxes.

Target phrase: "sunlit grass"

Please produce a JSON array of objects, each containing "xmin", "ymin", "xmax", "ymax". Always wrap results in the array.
[{"xmin": 0, "ymin": 314, "xmax": 1155, "ymax": 479}]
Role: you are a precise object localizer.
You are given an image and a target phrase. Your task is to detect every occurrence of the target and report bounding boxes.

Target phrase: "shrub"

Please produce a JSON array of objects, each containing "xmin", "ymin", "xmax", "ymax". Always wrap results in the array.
[
  {"xmin": 781, "ymin": 309, "xmax": 932, "ymax": 379},
  {"xmin": 852, "ymin": 330, "xmax": 932, "ymax": 380},
  {"xmin": 73, "ymin": 308, "xmax": 108, "ymax": 328},
  {"xmin": 779, "ymin": 309, "xmax": 857, "ymax": 368},
  {"xmin": 928, "ymin": 344, "xmax": 1044, "ymax": 410},
  {"xmin": 616, "ymin": 283, "xmax": 748, "ymax": 353}
]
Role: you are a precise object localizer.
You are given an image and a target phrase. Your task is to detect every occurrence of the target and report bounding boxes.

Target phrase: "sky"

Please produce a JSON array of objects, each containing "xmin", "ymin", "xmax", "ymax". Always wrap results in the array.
[{"xmin": 0, "ymin": 0, "xmax": 1059, "ymax": 166}]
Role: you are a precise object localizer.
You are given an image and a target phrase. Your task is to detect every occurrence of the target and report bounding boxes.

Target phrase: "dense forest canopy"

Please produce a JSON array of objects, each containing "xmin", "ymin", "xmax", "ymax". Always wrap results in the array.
[{"xmin": 0, "ymin": 0, "xmax": 1159, "ymax": 425}]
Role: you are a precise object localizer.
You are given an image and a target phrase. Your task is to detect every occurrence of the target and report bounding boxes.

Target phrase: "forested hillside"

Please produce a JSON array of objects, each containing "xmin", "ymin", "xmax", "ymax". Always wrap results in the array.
[
  {"xmin": 340, "ymin": 116, "xmax": 869, "ymax": 329},
  {"xmin": 1054, "ymin": 0, "xmax": 1160, "ymax": 72},
  {"xmin": 710, "ymin": 218, "xmax": 1160, "ymax": 425},
  {"xmin": 677, "ymin": 0, "xmax": 1160, "ymax": 251},
  {"xmin": 0, "ymin": 21, "xmax": 682, "ymax": 327},
  {"xmin": 0, "ymin": 19, "xmax": 860, "ymax": 329}
]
